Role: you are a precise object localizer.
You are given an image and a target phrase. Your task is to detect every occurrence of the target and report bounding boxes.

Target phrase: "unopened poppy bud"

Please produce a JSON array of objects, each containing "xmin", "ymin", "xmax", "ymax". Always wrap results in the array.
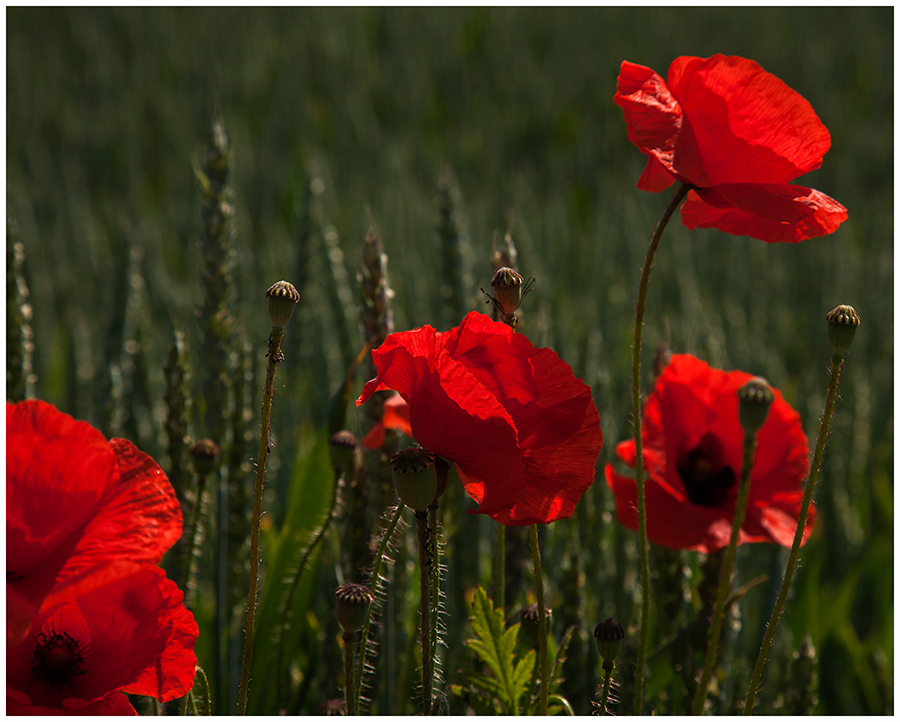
[
  {"xmin": 190, "ymin": 438, "xmax": 221, "ymax": 477},
  {"xmin": 826, "ymin": 304, "xmax": 860, "ymax": 355},
  {"xmin": 737, "ymin": 377, "xmax": 774, "ymax": 436},
  {"xmin": 390, "ymin": 447, "xmax": 439, "ymax": 511},
  {"xmin": 519, "ymin": 602, "xmax": 552, "ymax": 649},
  {"xmin": 335, "ymin": 583, "xmax": 374, "ymax": 633},
  {"xmin": 266, "ymin": 280, "xmax": 300, "ymax": 327},
  {"xmin": 491, "ymin": 267, "xmax": 525, "ymax": 318},
  {"xmin": 330, "ymin": 430, "xmax": 359, "ymax": 475},
  {"xmin": 594, "ymin": 617, "xmax": 625, "ymax": 664}
]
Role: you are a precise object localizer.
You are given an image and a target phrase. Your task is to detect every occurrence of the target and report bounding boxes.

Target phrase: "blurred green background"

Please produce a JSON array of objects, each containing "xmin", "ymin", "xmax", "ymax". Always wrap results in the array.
[{"xmin": 7, "ymin": 6, "xmax": 892, "ymax": 715}]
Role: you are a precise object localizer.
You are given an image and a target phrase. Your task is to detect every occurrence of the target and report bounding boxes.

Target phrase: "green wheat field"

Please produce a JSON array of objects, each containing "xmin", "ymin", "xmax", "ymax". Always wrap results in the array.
[{"xmin": 7, "ymin": 6, "xmax": 893, "ymax": 715}]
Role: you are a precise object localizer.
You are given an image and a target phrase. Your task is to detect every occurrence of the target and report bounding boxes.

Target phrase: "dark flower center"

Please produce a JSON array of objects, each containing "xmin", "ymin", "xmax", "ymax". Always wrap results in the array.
[
  {"xmin": 677, "ymin": 433, "xmax": 735, "ymax": 508},
  {"xmin": 31, "ymin": 631, "xmax": 88, "ymax": 691}
]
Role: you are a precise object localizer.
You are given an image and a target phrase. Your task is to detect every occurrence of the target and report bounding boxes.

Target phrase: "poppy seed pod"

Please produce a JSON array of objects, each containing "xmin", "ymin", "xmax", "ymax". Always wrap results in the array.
[
  {"xmin": 330, "ymin": 430, "xmax": 359, "ymax": 475},
  {"xmin": 266, "ymin": 280, "xmax": 300, "ymax": 327},
  {"xmin": 390, "ymin": 447, "xmax": 439, "ymax": 511},
  {"xmin": 335, "ymin": 583, "xmax": 375, "ymax": 633},
  {"xmin": 490, "ymin": 267, "xmax": 525, "ymax": 318},
  {"xmin": 826, "ymin": 304, "xmax": 860, "ymax": 355},
  {"xmin": 738, "ymin": 377, "xmax": 775, "ymax": 436},
  {"xmin": 594, "ymin": 617, "xmax": 625, "ymax": 664},
  {"xmin": 519, "ymin": 602, "xmax": 552, "ymax": 649},
  {"xmin": 190, "ymin": 438, "xmax": 221, "ymax": 477}
]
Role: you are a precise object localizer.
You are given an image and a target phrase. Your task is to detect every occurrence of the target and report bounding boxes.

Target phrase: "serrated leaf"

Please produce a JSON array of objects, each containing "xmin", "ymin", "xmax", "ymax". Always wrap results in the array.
[{"xmin": 464, "ymin": 586, "xmax": 533, "ymax": 714}]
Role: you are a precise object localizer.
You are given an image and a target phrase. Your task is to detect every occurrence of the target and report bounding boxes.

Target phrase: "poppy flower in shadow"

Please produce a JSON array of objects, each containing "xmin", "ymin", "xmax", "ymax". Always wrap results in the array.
[
  {"xmin": 614, "ymin": 54, "xmax": 847, "ymax": 243},
  {"xmin": 605, "ymin": 354, "xmax": 813, "ymax": 553},
  {"xmin": 357, "ymin": 311, "xmax": 603, "ymax": 526},
  {"xmin": 7, "ymin": 562, "xmax": 199, "ymax": 715},
  {"xmin": 6, "ymin": 401, "xmax": 197, "ymax": 712},
  {"xmin": 7, "ymin": 401, "xmax": 183, "ymax": 647},
  {"xmin": 361, "ymin": 393, "xmax": 413, "ymax": 450}
]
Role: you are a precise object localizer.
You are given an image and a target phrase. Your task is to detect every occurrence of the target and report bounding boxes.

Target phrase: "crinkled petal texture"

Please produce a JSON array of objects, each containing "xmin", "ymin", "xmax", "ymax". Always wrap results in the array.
[
  {"xmin": 7, "ymin": 562, "xmax": 198, "ymax": 714},
  {"xmin": 605, "ymin": 354, "xmax": 812, "ymax": 553},
  {"xmin": 7, "ymin": 401, "xmax": 182, "ymax": 645},
  {"xmin": 358, "ymin": 312, "xmax": 603, "ymax": 525},
  {"xmin": 614, "ymin": 54, "xmax": 847, "ymax": 242}
]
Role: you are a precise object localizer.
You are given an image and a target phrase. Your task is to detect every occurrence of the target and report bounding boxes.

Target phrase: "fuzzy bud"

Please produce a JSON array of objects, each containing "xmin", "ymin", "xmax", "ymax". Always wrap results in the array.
[
  {"xmin": 390, "ymin": 447, "xmax": 439, "ymax": 511},
  {"xmin": 266, "ymin": 280, "xmax": 300, "ymax": 327},
  {"xmin": 826, "ymin": 304, "xmax": 860, "ymax": 355},
  {"xmin": 594, "ymin": 617, "xmax": 625, "ymax": 664},
  {"xmin": 335, "ymin": 583, "xmax": 374, "ymax": 633},
  {"xmin": 737, "ymin": 377, "xmax": 775, "ymax": 436},
  {"xmin": 190, "ymin": 438, "xmax": 221, "ymax": 477}
]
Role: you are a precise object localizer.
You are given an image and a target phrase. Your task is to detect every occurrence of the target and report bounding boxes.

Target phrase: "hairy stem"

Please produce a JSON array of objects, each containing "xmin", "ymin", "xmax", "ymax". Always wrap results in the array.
[
  {"xmin": 237, "ymin": 325, "xmax": 285, "ymax": 714},
  {"xmin": 530, "ymin": 523, "xmax": 549, "ymax": 715},
  {"xmin": 342, "ymin": 631, "xmax": 357, "ymax": 713},
  {"xmin": 354, "ymin": 503, "xmax": 406, "ymax": 713},
  {"xmin": 416, "ymin": 510, "xmax": 434, "ymax": 715},
  {"xmin": 631, "ymin": 182, "xmax": 690, "ymax": 712},
  {"xmin": 600, "ymin": 662, "xmax": 614, "ymax": 716},
  {"xmin": 692, "ymin": 431, "xmax": 758, "ymax": 715},
  {"xmin": 744, "ymin": 353, "xmax": 845, "ymax": 714}
]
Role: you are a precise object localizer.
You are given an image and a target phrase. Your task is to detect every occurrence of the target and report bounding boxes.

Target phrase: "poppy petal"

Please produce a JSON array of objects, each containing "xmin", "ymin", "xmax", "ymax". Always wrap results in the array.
[{"xmin": 683, "ymin": 185, "xmax": 848, "ymax": 242}]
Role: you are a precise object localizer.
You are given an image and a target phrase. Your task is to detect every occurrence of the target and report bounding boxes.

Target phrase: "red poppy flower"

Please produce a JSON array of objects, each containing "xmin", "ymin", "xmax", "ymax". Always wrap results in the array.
[
  {"xmin": 357, "ymin": 311, "xmax": 603, "ymax": 526},
  {"xmin": 7, "ymin": 401, "xmax": 183, "ymax": 647},
  {"xmin": 6, "ymin": 400, "xmax": 198, "ymax": 712},
  {"xmin": 614, "ymin": 54, "xmax": 847, "ymax": 243},
  {"xmin": 361, "ymin": 393, "xmax": 413, "ymax": 450},
  {"xmin": 605, "ymin": 354, "xmax": 813, "ymax": 553},
  {"xmin": 7, "ymin": 561, "xmax": 199, "ymax": 715}
]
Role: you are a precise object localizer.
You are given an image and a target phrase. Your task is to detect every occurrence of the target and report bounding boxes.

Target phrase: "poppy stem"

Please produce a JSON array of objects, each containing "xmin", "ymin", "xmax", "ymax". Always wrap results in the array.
[
  {"xmin": 416, "ymin": 510, "xmax": 434, "ymax": 715},
  {"xmin": 429, "ymin": 502, "xmax": 442, "ymax": 665},
  {"xmin": 743, "ymin": 352, "xmax": 845, "ymax": 714},
  {"xmin": 495, "ymin": 522, "xmax": 506, "ymax": 617},
  {"xmin": 529, "ymin": 523, "xmax": 549, "ymax": 715},
  {"xmin": 692, "ymin": 430, "xmax": 759, "ymax": 715},
  {"xmin": 354, "ymin": 502, "xmax": 406, "ymax": 714},
  {"xmin": 631, "ymin": 182, "xmax": 690, "ymax": 712},
  {"xmin": 237, "ymin": 324, "xmax": 285, "ymax": 715},
  {"xmin": 599, "ymin": 661, "xmax": 614, "ymax": 715},
  {"xmin": 181, "ymin": 474, "xmax": 207, "ymax": 606},
  {"xmin": 342, "ymin": 631, "xmax": 357, "ymax": 714}
]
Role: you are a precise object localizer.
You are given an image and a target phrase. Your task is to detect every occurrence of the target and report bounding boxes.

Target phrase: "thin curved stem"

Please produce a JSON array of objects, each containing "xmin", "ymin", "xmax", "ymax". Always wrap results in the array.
[
  {"xmin": 692, "ymin": 432, "xmax": 758, "ymax": 715},
  {"xmin": 237, "ymin": 324, "xmax": 285, "ymax": 714},
  {"xmin": 632, "ymin": 182, "xmax": 690, "ymax": 713},
  {"xmin": 744, "ymin": 353, "xmax": 845, "ymax": 714},
  {"xmin": 530, "ymin": 523, "xmax": 549, "ymax": 715},
  {"xmin": 354, "ymin": 502, "xmax": 406, "ymax": 713},
  {"xmin": 181, "ymin": 475, "xmax": 207, "ymax": 606}
]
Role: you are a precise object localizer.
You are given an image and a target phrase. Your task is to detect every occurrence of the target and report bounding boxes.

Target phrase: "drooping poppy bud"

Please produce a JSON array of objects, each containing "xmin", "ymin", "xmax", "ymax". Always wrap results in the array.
[
  {"xmin": 826, "ymin": 304, "xmax": 860, "ymax": 356},
  {"xmin": 334, "ymin": 583, "xmax": 375, "ymax": 633},
  {"xmin": 266, "ymin": 280, "xmax": 300, "ymax": 327},
  {"xmin": 737, "ymin": 377, "xmax": 775, "ymax": 436},
  {"xmin": 390, "ymin": 447, "xmax": 439, "ymax": 511}
]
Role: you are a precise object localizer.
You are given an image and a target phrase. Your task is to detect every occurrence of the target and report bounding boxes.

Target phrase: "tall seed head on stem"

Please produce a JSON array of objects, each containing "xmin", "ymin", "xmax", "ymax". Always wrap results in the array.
[
  {"xmin": 335, "ymin": 583, "xmax": 375, "ymax": 634},
  {"xmin": 737, "ymin": 377, "xmax": 775, "ymax": 436},
  {"xmin": 390, "ymin": 447, "xmax": 441, "ymax": 512},
  {"xmin": 266, "ymin": 280, "xmax": 300, "ymax": 328},
  {"xmin": 826, "ymin": 304, "xmax": 860, "ymax": 356}
]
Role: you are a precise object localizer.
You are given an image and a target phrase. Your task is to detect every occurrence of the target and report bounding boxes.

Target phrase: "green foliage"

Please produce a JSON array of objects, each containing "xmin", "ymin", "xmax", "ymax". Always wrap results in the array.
[{"xmin": 453, "ymin": 586, "xmax": 536, "ymax": 715}]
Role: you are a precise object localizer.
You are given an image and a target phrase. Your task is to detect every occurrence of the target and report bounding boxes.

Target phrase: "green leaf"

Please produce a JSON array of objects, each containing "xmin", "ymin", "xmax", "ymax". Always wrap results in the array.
[
  {"xmin": 462, "ymin": 586, "xmax": 535, "ymax": 715},
  {"xmin": 246, "ymin": 423, "xmax": 336, "ymax": 713}
]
